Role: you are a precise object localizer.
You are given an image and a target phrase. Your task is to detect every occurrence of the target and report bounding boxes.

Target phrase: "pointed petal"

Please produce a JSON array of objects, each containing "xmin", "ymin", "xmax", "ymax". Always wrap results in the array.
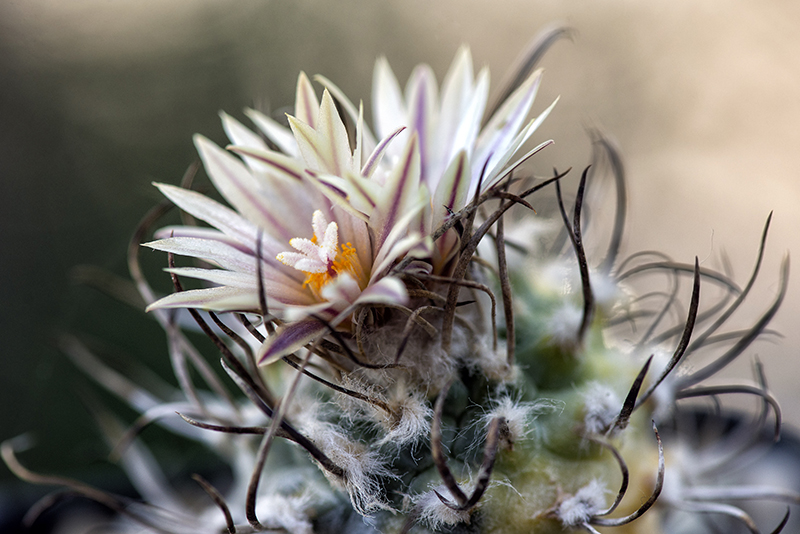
[
  {"xmin": 353, "ymin": 102, "xmax": 364, "ymax": 172},
  {"xmin": 303, "ymin": 173, "xmax": 370, "ymax": 222},
  {"xmin": 166, "ymin": 267, "xmax": 256, "ymax": 289},
  {"xmin": 146, "ymin": 286, "xmax": 260, "ymax": 313},
  {"xmin": 152, "ymin": 225, "xmax": 253, "ymax": 255},
  {"xmin": 153, "ymin": 183, "xmax": 258, "ymax": 247},
  {"xmin": 314, "ymin": 73, "xmax": 377, "ymax": 151},
  {"xmin": 481, "ymin": 97, "xmax": 558, "ymax": 191},
  {"xmin": 447, "ymin": 67, "xmax": 489, "ymax": 163},
  {"xmin": 244, "ymin": 108, "xmax": 299, "ymax": 157},
  {"xmin": 357, "ymin": 276, "xmax": 408, "ymax": 307},
  {"xmin": 372, "ymin": 56, "xmax": 407, "ymax": 141},
  {"xmin": 472, "ymin": 68, "xmax": 543, "ymax": 185},
  {"xmin": 316, "ymin": 89, "xmax": 353, "ymax": 175},
  {"xmin": 287, "ymin": 90, "xmax": 352, "ymax": 176},
  {"xmin": 431, "ymin": 150, "xmax": 470, "ymax": 231},
  {"xmin": 226, "ymin": 145, "xmax": 307, "ymax": 183},
  {"xmin": 372, "ymin": 231, "xmax": 431, "ymax": 280},
  {"xmin": 372, "ymin": 196, "xmax": 431, "ymax": 278},
  {"xmin": 194, "ymin": 135, "xmax": 293, "ymax": 237},
  {"xmin": 221, "ymin": 112, "xmax": 266, "ymax": 151},
  {"xmin": 258, "ymin": 319, "xmax": 328, "ymax": 364},
  {"xmin": 371, "ymin": 134, "xmax": 422, "ymax": 250},
  {"xmin": 404, "ymin": 63, "xmax": 437, "ymax": 184},
  {"xmin": 361, "ymin": 126, "xmax": 406, "ymax": 179},
  {"xmin": 294, "ymin": 71, "xmax": 319, "ymax": 128},
  {"xmin": 435, "ymin": 49, "xmax": 489, "ymax": 179},
  {"xmin": 320, "ymin": 273, "xmax": 362, "ymax": 304},
  {"xmin": 224, "ymin": 144, "xmax": 330, "ymax": 234},
  {"xmin": 145, "ymin": 236, "xmax": 302, "ymax": 286},
  {"xmin": 163, "ymin": 267, "xmax": 314, "ymax": 306},
  {"xmin": 145, "ymin": 236, "xmax": 256, "ymax": 273}
]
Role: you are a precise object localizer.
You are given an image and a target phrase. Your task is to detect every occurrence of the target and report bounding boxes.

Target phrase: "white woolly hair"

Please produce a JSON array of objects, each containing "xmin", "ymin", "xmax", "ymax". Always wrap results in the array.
[
  {"xmin": 333, "ymin": 376, "xmax": 432, "ymax": 448},
  {"xmin": 414, "ymin": 485, "xmax": 472, "ymax": 529},
  {"xmin": 252, "ymin": 493, "xmax": 315, "ymax": 534},
  {"xmin": 556, "ymin": 480, "xmax": 607, "ymax": 527},
  {"xmin": 295, "ymin": 408, "xmax": 395, "ymax": 516},
  {"xmin": 589, "ymin": 269, "xmax": 624, "ymax": 311},
  {"xmin": 581, "ymin": 382, "xmax": 621, "ymax": 436},
  {"xmin": 546, "ymin": 301, "xmax": 583, "ymax": 347},
  {"xmin": 479, "ymin": 396, "xmax": 563, "ymax": 449},
  {"xmin": 376, "ymin": 382, "xmax": 432, "ymax": 448},
  {"xmin": 464, "ymin": 337, "xmax": 517, "ymax": 384}
]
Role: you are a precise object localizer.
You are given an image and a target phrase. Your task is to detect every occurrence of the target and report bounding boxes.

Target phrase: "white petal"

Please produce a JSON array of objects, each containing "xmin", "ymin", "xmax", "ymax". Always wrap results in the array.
[
  {"xmin": 482, "ymin": 98, "xmax": 558, "ymax": 191},
  {"xmin": 164, "ymin": 267, "xmax": 314, "ymax": 306},
  {"xmin": 447, "ymin": 67, "xmax": 489, "ymax": 165},
  {"xmin": 153, "ymin": 225, "xmax": 252, "ymax": 255},
  {"xmin": 472, "ymin": 69, "xmax": 543, "ymax": 186},
  {"xmin": 288, "ymin": 90, "xmax": 353, "ymax": 176},
  {"xmin": 221, "ymin": 112, "xmax": 267, "ymax": 152},
  {"xmin": 314, "ymin": 73, "xmax": 377, "ymax": 153},
  {"xmin": 245, "ymin": 108, "xmax": 299, "ymax": 157},
  {"xmin": 320, "ymin": 273, "xmax": 362, "ymax": 304},
  {"xmin": 146, "ymin": 237, "xmax": 302, "ymax": 286},
  {"xmin": 404, "ymin": 63, "xmax": 437, "ymax": 185},
  {"xmin": 194, "ymin": 135, "xmax": 292, "ymax": 238},
  {"xmin": 153, "ymin": 183, "xmax": 260, "ymax": 248},
  {"xmin": 146, "ymin": 236, "xmax": 255, "ymax": 273},
  {"xmin": 294, "ymin": 71, "xmax": 319, "ymax": 128},
  {"xmin": 430, "ymin": 150, "xmax": 470, "ymax": 231},
  {"xmin": 166, "ymin": 267, "xmax": 256, "ymax": 289},
  {"xmin": 358, "ymin": 276, "xmax": 408, "ymax": 307},
  {"xmin": 372, "ymin": 56, "xmax": 407, "ymax": 141},
  {"xmin": 146, "ymin": 286, "xmax": 259, "ymax": 312},
  {"xmin": 371, "ymin": 134, "xmax": 422, "ymax": 250}
]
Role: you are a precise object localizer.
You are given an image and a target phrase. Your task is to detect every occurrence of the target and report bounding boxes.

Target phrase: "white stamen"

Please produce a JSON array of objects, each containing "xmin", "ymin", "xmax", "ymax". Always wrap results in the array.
[{"xmin": 277, "ymin": 210, "xmax": 339, "ymax": 274}]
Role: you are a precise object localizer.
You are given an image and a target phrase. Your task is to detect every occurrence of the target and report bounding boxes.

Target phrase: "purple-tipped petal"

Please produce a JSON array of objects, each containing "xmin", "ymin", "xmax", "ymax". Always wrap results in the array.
[
  {"xmin": 361, "ymin": 126, "xmax": 406, "ymax": 179},
  {"xmin": 404, "ymin": 63, "xmax": 437, "ymax": 185},
  {"xmin": 372, "ymin": 134, "xmax": 422, "ymax": 250},
  {"xmin": 472, "ymin": 68, "xmax": 543, "ymax": 185},
  {"xmin": 258, "ymin": 318, "xmax": 328, "ymax": 365}
]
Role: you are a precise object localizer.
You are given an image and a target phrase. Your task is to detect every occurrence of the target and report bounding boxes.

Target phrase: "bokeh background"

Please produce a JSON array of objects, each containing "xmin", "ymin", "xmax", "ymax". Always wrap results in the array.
[{"xmin": 2, "ymin": 0, "xmax": 799, "ymax": 528}]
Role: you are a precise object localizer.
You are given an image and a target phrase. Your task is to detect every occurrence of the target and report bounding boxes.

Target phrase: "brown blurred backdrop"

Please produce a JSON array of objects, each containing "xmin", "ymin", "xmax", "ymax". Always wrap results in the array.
[{"xmin": 1, "ymin": 0, "xmax": 798, "ymax": 518}]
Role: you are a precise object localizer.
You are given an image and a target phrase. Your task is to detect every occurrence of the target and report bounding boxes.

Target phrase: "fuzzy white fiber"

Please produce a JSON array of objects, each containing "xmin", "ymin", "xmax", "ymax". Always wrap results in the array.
[
  {"xmin": 481, "ymin": 396, "xmax": 562, "ymax": 449},
  {"xmin": 546, "ymin": 301, "xmax": 583, "ymax": 346},
  {"xmin": 253, "ymin": 494, "xmax": 315, "ymax": 534},
  {"xmin": 414, "ymin": 486, "xmax": 472, "ymax": 529},
  {"xmin": 556, "ymin": 480, "xmax": 607, "ymax": 527},
  {"xmin": 296, "ymin": 409, "xmax": 394, "ymax": 515},
  {"xmin": 581, "ymin": 382, "xmax": 621, "ymax": 435}
]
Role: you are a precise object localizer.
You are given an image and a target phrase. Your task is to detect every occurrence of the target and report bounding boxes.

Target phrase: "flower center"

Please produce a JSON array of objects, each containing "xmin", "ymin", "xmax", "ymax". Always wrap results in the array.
[{"xmin": 276, "ymin": 210, "xmax": 364, "ymax": 298}]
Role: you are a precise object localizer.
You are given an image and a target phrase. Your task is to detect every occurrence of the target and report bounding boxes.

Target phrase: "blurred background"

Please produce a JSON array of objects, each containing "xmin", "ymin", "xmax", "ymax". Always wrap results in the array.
[{"xmin": 1, "ymin": 0, "xmax": 799, "ymax": 529}]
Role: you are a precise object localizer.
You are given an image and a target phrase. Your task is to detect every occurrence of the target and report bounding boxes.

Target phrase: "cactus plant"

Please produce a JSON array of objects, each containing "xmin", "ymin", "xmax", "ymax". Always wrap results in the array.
[{"xmin": 5, "ymin": 27, "xmax": 798, "ymax": 534}]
